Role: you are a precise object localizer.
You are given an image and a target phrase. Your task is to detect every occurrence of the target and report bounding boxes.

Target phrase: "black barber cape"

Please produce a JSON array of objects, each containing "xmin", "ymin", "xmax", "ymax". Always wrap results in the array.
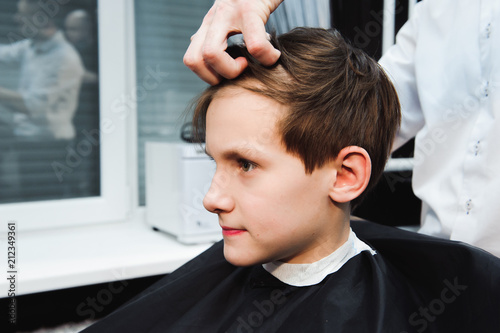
[{"xmin": 82, "ymin": 221, "xmax": 500, "ymax": 332}]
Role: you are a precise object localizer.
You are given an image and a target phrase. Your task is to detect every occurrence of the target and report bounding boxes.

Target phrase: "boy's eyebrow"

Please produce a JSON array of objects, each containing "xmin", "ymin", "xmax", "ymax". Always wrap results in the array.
[{"xmin": 205, "ymin": 145, "xmax": 263, "ymax": 161}]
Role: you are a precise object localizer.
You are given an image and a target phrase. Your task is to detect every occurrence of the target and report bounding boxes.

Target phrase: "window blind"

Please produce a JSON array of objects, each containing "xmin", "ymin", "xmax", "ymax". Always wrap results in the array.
[{"xmin": 135, "ymin": 0, "xmax": 212, "ymax": 206}]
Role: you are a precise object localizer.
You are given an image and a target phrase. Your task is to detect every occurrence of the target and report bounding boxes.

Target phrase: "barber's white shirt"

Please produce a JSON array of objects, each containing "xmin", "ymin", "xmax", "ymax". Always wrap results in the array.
[
  {"xmin": 0, "ymin": 31, "xmax": 84, "ymax": 140},
  {"xmin": 379, "ymin": 0, "xmax": 500, "ymax": 257}
]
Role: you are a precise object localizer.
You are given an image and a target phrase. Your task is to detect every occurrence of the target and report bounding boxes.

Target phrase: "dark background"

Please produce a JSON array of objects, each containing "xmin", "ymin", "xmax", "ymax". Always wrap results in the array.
[{"xmin": 331, "ymin": 0, "xmax": 422, "ymax": 227}]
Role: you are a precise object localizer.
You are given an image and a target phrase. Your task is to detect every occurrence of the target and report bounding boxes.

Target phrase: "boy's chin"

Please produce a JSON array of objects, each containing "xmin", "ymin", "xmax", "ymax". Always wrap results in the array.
[{"xmin": 223, "ymin": 244, "xmax": 269, "ymax": 267}]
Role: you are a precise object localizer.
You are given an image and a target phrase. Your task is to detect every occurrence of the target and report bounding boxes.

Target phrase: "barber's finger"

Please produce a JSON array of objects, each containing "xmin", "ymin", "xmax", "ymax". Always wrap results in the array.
[
  {"xmin": 202, "ymin": 40, "xmax": 249, "ymax": 81},
  {"xmin": 184, "ymin": 44, "xmax": 223, "ymax": 85},
  {"xmin": 183, "ymin": 7, "xmax": 224, "ymax": 84},
  {"xmin": 198, "ymin": 17, "xmax": 251, "ymax": 80},
  {"xmin": 241, "ymin": 13, "xmax": 281, "ymax": 66},
  {"xmin": 183, "ymin": 19, "xmax": 223, "ymax": 84}
]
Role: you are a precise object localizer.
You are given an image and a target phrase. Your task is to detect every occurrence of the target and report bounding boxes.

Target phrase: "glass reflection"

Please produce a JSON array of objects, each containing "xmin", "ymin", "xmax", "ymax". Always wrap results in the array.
[{"xmin": 0, "ymin": 0, "xmax": 100, "ymax": 203}]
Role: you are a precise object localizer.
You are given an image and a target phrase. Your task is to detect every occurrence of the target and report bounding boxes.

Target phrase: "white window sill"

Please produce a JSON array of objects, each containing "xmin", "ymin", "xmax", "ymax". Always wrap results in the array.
[{"xmin": 1, "ymin": 220, "xmax": 214, "ymax": 297}]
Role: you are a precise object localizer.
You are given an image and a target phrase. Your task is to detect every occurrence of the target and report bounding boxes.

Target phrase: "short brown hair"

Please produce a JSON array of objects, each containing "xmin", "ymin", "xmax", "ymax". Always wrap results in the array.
[{"xmin": 192, "ymin": 27, "xmax": 400, "ymax": 207}]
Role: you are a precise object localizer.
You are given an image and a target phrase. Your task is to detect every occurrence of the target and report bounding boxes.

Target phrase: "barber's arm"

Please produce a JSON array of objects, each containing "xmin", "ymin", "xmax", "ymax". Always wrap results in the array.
[
  {"xmin": 0, "ymin": 41, "xmax": 33, "ymax": 115},
  {"xmin": 0, "ymin": 40, "xmax": 28, "ymax": 65},
  {"xmin": 0, "ymin": 86, "xmax": 29, "ymax": 115},
  {"xmin": 379, "ymin": 2, "xmax": 426, "ymax": 152},
  {"xmin": 183, "ymin": 0, "xmax": 283, "ymax": 85}
]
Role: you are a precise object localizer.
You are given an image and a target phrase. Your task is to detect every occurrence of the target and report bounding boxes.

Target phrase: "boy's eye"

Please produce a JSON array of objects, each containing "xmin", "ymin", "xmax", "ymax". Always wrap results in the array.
[{"xmin": 239, "ymin": 159, "xmax": 256, "ymax": 172}]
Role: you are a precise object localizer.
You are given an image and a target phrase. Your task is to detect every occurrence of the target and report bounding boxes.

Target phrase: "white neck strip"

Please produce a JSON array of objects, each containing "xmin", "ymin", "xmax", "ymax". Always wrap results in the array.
[{"xmin": 262, "ymin": 229, "xmax": 376, "ymax": 287}]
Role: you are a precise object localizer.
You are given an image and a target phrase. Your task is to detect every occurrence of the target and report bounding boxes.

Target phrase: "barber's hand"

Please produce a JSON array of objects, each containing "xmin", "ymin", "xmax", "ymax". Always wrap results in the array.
[{"xmin": 183, "ymin": 0, "xmax": 283, "ymax": 85}]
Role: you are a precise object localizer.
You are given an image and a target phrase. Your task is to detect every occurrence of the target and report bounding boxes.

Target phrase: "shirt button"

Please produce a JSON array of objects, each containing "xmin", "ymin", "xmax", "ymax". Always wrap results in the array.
[
  {"xmin": 474, "ymin": 141, "xmax": 481, "ymax": 156},
  {"xmin": 486, "ymin": 23, "xmax": 491, "ymax": 38},
  {"xmin": 465, "ymin": 199, "xmax": 473, "ymax": 215}
]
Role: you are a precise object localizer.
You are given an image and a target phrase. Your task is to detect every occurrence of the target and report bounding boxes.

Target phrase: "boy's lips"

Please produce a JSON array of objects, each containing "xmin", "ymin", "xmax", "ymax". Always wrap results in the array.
[{"xmin": 221, "ymin": 226, "xmax": 246, "ymax": 236}]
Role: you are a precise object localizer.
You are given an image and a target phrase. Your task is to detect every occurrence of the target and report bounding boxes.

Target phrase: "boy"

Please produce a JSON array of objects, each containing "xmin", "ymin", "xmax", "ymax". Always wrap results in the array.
[
  {"xmin": 190, "ymin": 26, "xmax": 399, "ymax": 269},
  {"xmin": 84, "ymin": 28, "xmax": 500, "ymax": 332}
]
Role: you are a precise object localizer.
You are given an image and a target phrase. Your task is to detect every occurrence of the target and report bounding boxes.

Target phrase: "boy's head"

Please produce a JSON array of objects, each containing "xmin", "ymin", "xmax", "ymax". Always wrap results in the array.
[
  {"xmin": 194, "ymin": 27, "xmax": 400, "ymax": 208},
  {"xmin": 192, "ymin": 27, "xmax": 400, "ymax": 266}
]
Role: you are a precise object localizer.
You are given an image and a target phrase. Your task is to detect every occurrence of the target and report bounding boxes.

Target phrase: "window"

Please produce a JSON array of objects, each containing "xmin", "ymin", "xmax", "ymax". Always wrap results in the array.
[
  {"xmin": 0, "ymin": 0, "xmax": 217, "ymax": 230},
  {"xmin": 0, "ymin": 0, "xmax": 100, "ymax": 204},
  {"xmin": 0, "ymin": 0, "xmax": 130, "ymax": 230}
]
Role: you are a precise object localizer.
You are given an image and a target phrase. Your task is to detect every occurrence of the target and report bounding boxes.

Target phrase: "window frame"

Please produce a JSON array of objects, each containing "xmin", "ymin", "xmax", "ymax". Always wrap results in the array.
[{"xmin": 0, "ymin": 0, "xmax": 137, "ymax": 231}]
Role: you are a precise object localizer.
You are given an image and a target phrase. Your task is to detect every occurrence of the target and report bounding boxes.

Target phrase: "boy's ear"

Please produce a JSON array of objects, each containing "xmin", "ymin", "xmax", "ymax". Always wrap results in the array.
[{"xmin": 329, "ymin": 146, "xmax": 371, "ymax": 203}]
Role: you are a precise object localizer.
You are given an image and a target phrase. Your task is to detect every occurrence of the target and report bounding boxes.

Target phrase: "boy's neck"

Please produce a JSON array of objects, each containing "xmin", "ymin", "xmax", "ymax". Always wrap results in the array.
[{"xmin": 282, "ymin": 210, "xmax": 351, "ymax": 264}]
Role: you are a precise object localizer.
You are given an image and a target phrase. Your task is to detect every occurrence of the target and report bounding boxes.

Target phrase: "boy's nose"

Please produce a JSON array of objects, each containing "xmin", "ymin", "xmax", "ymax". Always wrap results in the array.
[{"xmin": 203, "ymin": 171, "xmax": 234, "ymax": 214}]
